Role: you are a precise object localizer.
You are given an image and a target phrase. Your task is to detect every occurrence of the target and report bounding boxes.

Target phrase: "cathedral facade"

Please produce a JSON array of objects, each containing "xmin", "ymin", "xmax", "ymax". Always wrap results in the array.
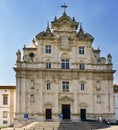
[{"xmin": 14, "ymin": 9, "xmax": 115, "ymax": 127}]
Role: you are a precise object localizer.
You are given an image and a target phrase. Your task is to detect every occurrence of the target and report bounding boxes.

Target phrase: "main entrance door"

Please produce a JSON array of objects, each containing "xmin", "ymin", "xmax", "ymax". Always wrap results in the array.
[
  {"xmin": 62, "ymin": 104, "xmax": 70, "ymax": 119},
  {"xmin": 80, "ymin": 109, "xmax": 86, "ymax": 120},
  {"xmin": 45, "ymin": 109, "xmax": 52, "ymax": 119}
]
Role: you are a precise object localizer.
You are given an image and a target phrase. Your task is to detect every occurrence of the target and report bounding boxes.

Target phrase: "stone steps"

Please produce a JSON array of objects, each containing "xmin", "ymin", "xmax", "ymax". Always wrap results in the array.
[{"xmin": 27, "ymin": 120, "xmax": 109, "ymax": 130}]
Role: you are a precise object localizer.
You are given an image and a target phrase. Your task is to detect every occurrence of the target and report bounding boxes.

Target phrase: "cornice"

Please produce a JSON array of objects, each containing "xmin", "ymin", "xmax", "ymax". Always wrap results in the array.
[{"xmin": 14, "ymin": 67, "xmax": 116, "ymax": 74}]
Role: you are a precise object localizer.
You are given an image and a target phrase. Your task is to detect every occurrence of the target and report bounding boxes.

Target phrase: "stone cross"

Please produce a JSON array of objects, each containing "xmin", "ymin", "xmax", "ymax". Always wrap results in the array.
[{"xmin": 61, "ymin": 3, "xmax": 68, "ymax": 13}]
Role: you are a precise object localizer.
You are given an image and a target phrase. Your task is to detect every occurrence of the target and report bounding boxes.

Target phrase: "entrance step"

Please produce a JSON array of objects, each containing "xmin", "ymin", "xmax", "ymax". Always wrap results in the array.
[{"xmin": 26, "ymin": 120, "xmax": 109, "ymax": 130}]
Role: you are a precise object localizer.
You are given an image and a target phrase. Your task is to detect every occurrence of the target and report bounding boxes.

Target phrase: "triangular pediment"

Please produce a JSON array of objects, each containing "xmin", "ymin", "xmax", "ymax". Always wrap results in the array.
[
  {"xmin": 51, "ymin": 13, "xmax": 79, "ymax": 31},
  {"xmin": 59, "ymin": 95, "xmax": 74, "ymax": 101}
]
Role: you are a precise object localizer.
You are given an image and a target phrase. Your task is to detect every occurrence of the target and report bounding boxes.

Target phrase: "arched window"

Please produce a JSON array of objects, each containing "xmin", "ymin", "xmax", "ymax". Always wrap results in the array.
[
  {"xmin": 46, "ymin": 59, "xmax": 51, "ymax": 69},
  {"xmin": 29, "ymin": 52, "xmax": 35, "ymax": 62},
  {"xmin": 79, "ymin": 63, "xmax": 85, "ymax": 70},
  {"xmin": 79, "ymin": 60, "xmax": 85, "ymax": 70},
  {"xmin": 46, "ymin": 83, "xmax": 51, "ymax": 90},
  {"xmin": 81, "ymin": 84, "xmax": 85, "ymax": 90},
  {"xmin": 61, "ymin": 53, "xmax": 70, "ymax": 69},
  {"xmin": 79, "ymin": 81, "xmax": 86, "ymax": 91},
  {"xmin": 45, "ymin": 80, "xmax": 51, "ymax": 90},
  {"xmin": 61, "ymin": 59, "xmax": 69, "ymax": 69}
]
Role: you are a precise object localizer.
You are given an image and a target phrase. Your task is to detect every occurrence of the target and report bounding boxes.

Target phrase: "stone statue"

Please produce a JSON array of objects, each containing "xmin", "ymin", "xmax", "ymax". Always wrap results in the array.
[
  {"xmin": 97, "ymin": 95, "xmax": 101, "ymax": 103},
  {"xmin": 96, "ymin": 81, "xmax": 101, "ymax": 90},
  {"xmin": 16, "ymin": 50, "xmax": 21, "ymax": 62},
  {"xmin": 107, "ymin": 53, "xmax": 112, "ymax": 64},
  {"xmin": 30, "ymin": 79, "xmax": 34, "ymax": 89},
  {"xmin": 30, "ymin": 94, "xmax": 34, "ymax": 103}
]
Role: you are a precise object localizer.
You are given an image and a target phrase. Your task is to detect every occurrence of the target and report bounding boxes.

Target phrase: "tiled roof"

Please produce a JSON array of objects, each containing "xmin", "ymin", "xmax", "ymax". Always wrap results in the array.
[{"xmin": 0, "ymin": 86, "xmax": 16, "ymax": 89}]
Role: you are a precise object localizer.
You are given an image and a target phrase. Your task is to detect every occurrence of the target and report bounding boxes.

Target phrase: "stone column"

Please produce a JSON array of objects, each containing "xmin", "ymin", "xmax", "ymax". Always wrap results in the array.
[
  {"xmin": 20, "ymin": 76, "xmax": 26, "ymax": 113},
  {"xmin": 16, "ymin": 75, "xmax": 21, "ymax": 113}
]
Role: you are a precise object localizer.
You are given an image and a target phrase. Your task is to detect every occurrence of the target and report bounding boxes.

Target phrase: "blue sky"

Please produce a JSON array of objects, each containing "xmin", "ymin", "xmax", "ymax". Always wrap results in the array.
[{"xmin": 0, "ymin": 0, "xmax": 118, "ymax": 85}]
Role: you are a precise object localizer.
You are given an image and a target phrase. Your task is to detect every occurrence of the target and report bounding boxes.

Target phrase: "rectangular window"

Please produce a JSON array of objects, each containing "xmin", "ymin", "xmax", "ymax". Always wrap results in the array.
[
  {"xmin": 81, "ymin": 84, "xmax": 85, "ymax": 91},
  {"xmin": 3, "ymin": 121, "xmax": 8, "ymax": 124},
  {"xmin": 3, "ymin": 111, "xmax": 8, "ymax": 118},
  {"xmin": 79, "ymin": 46, "xmax": 84, "ymax": 54},
  {"xmin": 46, "ymin": 63, "xmax": 51, "ymax": 69},
  {"xmin": 3, "ymin": 96, "xmax": 8, "ymax": 105},
  {"xmin": 45, "ymin": 45, "xmax": 51, "ymax": 53},
  {"xmin": 114, "ymin": 85, "xmax": 118, "ymax": 93},
  {"xmin": 61, "ymin": 59, "xmax": 69, "ymax": 69},
  {"xmin": 79, "ymin": 64, "xmax": 85, "ymax": 70},
  {"xmin": 62, "ymin": 81, "xmax": 69, "ymax": 92},
  {"xmin": 47, "ymin": 83, "xmax": 51, "ymax": 90}
]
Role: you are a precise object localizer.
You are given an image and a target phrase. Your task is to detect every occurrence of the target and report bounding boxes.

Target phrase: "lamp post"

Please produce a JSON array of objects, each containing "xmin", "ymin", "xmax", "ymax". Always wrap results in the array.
[{"xmin": 24, "ymin": 114, "xmax": 28, "ymax": 130}]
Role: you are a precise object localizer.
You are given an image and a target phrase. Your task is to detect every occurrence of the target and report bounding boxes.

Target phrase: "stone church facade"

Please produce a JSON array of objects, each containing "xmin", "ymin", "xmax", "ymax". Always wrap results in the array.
[{"xmin": 14, "ymin": 8, "xmax": 115, "ymax": 127}]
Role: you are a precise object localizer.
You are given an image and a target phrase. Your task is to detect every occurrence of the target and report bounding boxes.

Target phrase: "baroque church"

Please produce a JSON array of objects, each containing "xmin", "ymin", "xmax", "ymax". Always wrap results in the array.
[{"xmin": 14, "ymin": 5, "xmax": 115, "ymax": 127}]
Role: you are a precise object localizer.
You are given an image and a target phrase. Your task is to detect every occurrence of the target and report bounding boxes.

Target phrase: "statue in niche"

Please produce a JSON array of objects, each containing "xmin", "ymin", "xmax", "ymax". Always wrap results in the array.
[
  {"xmin": 30, "ymin": 94, "xmax": 34, "ymax": 103},
  {"xmin": 97, "ymin": 95, "xmax": 101, "ymax": 103},
  {"xmin": 30, "ymin": 79, "xmax": 34, "ymax": 89},
  {"xmin": 16, "ymin": 50, "xmax": 21, "ymax": 62},
  {"xmin": 96, "ymin": 81, "xmax": 101, "ymax": 91}
]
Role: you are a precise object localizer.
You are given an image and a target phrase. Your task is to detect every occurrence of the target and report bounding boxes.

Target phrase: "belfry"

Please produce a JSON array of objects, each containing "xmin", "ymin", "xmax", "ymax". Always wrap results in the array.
[{"xmin": 14, "ymin": 5, "xmax": 115, "ymax": 127}]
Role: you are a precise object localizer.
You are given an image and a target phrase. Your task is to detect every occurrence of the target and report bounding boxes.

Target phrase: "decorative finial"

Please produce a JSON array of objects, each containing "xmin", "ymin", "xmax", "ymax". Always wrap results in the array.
[
  {"xmin": 48, "ymin": 21, "xmax": 49, "ymax": 28},
  {"xmin": 46, "ymin": 21, "xmax": 50, "ymax": 31},
  {"xmin": 24, "ymin": 44, "xmax": 26, "ymax": 48},
  {"xmin": 54, "ymin": 16, "xmax": 57, "ymax": 21},
  {"xmin": 32, "ymin": 38, "xmax": 35, "ymax": 43},
  {"xmin": 73, "ymin": 17, "xmax": 75, "ymax": 21},
  {"xmin": 61, "ymin": 3, "xmax": 68, "ymax": 13},
  {"xmin": 79, "ymin": 23, "xmax": 84, "ymax": 33},
  {"xmin": 78, "ymin": 23, "xmax": 84, "ymax": 38},
  {"xmin": 80, "ymin": 23, "xmax": 82, "ymax": 30},
  {"xmin": 46, "ymin": 21, "xmax": 51, "ymax": 35}
]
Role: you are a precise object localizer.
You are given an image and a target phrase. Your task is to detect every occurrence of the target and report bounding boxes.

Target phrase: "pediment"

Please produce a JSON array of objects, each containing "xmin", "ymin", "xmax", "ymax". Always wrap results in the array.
[
  {"xmin": 79, "ymin": 103, "xmax": 88, "ymax": 107},
  {"xmin": 59, "ymin": 95, "xmax": 74, "ymax": 101},
  {"xmin": 51, "ymin": 14, "xmax": 78, "ymax": 31},
  {"xmin": 44, "ymin": 102, "xmax": 52, "ymax": 108},
  {"xmin": 58, "ymin": 21, "xmax": 72, "ymax": 31}
]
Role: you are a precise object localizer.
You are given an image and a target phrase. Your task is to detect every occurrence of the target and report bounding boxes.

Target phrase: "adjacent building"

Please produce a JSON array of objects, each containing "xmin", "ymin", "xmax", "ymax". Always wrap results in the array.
[
  {"xmin": 14, "ymin": 7, "xmax": 115, "ymax": 127},
  {"xmin": 113, "ymin": 84, "xmax": 118, "ymax": 120},
  {"xmin": 0, "ymin": 86, "xmax": 16, "ymax": 127}
]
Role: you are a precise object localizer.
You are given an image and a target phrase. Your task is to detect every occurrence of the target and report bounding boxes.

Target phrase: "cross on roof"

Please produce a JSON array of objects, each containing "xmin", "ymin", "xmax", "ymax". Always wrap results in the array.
[{"xmin": 61, "ymin": 3, "xmax": 68, "ymax": 13}]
